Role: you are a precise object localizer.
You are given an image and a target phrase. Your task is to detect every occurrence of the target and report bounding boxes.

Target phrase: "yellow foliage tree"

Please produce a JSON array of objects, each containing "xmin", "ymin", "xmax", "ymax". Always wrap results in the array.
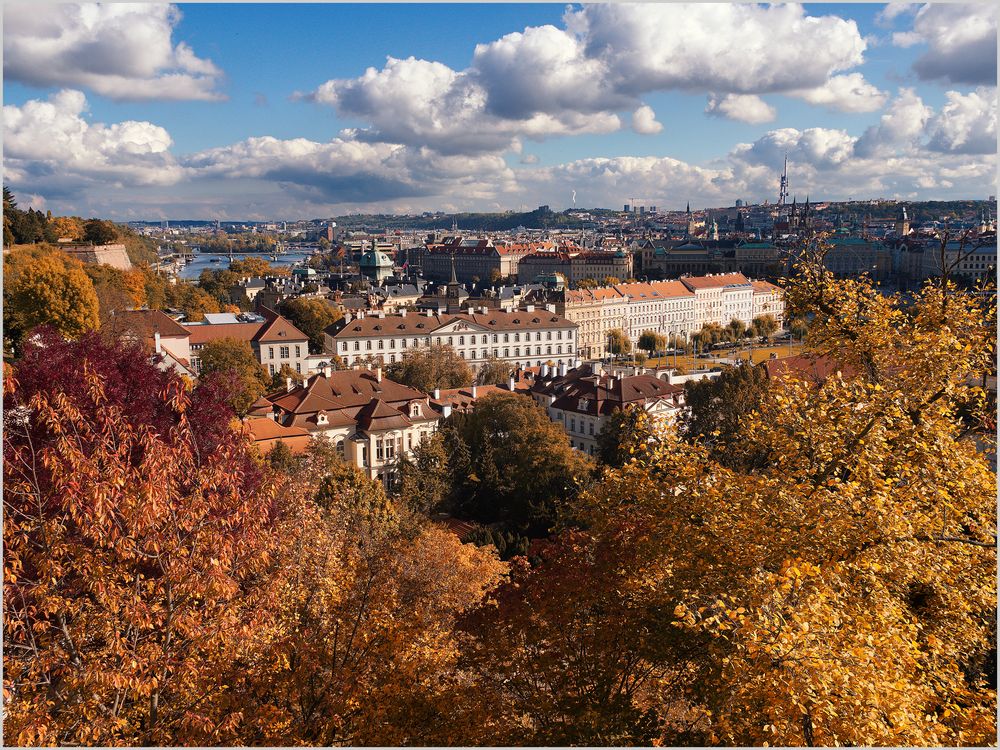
[
  {"xmin": 3, "ymin": 245, "xmax": 99, "ymax": 342},
  {"xmin": 545, "ymin": 258, "xmax": 996, "ymax": 746}
]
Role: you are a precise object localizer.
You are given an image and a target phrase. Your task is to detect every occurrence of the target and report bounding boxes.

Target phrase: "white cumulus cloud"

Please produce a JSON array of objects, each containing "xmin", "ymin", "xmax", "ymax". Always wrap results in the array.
[
  {"xmin": 3, "ymin": 3, "xmax": 224, "ymax": 101},
  {"xmin": 925, "ymin": 87, "xmax": 998, "ymax": 154},
  {"xmin": 705, "ymin": 94, "xmax": 777, "ymax": 124},
  {"xmin": 2, "ymin": 89, "xmax": 185, "ymax": 195},
  {"xmin": 898, "ymin": 3, "xmax": 997, "ymax": 85},
  {"xmin": 631, "ymin": 105, "xmax": 664, "ymax": 134},
  {"xmin": 788, "ymin": 73, "xmax": 889, "ymax": 113}
]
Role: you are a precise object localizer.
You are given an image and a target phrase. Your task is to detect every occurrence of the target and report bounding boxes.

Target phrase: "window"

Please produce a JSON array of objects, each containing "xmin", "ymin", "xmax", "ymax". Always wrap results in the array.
[
  {"xmin": 557, "ymin": 331, "xmax": 562, "ymax": 339},
  {"xmin": 589, "ymin": 422, "xmax": 594, "ymax": 435},
  {"xmin": 336, "ymin": 440, "xmax": 345, "ymax": 456},
  {"xmin": 341, "ymin": 342, "xmax": 348, "ymax": 352},
  {"xmin": 354, "ymin": 341, "xmax": 360, "ymax": 351},
  {"xmin": 376, "ymin": 439, "xmax": 384, "ymax": 461},
  {"xmin": 515, "ymin": 347, "xmax": 520, "ymax": 356},
  {"xmin": 296, "ymin": 363, "xmax": 302, "ymax": 374},
  {"xmin": 493, "ymin": 349, "xmax": 499, "ymax": 357},
  {"xmin": 514, "ymin": 333, "xmax": 520, "ymax": 342},
  {"xmin": 570, "ymin": 417, "xmax": 576, "ymax": 432},
  {"xmin": 459, "ymin": 336, "xmax": 465, "ymax": 345},
  {"xmin": 268, "ymin": 346, "xmax": 275, "ymax": 358},
  {"xmin": 389, "ymin": 354, "xmax": 396, "ymax": 363},
  {"xmin": 482, "ymin": 335, "xmax": 488, "ymax": 344},
  {"xmin": 492, "ymin": 334, "xmax": 498, "ymax": 343},
  {"xmin": 546, "ymin": 346, "xmax": 551, "ymax": 355},
  {"xmin": 546, "ymin": 332, "xmax": 552, "ymax": 340},
  {"xmin": 377, "ymin": 340, "xmax": 384, "ymax": 349},
  {"xmin": 366, "ymin": 341, "xmax": 372, "ymax": 350},
  {"xmin": 504, "ymin": 348, "xmax": 509, "ymax": 357},
  {"xmin": 504, "ymin": 333, "xmax": 509, "ymax": 342},
  {"xmin": 280, "ymin": 346, "xmax": 290, "ymax": 358},
  {"xmin": 389, "ymin": 339, "xmax": 395, "ymax": 349},
  {"xmin": 401, "ymin": 339, "xmax": 408, "ymax": 349},
  {"xmin": 295, "ymin": 345, "xmax": 301, "ymax": 358},
  {"xmin": 536, "ymin": 346, "xmax": 541, "ymax": 355}
]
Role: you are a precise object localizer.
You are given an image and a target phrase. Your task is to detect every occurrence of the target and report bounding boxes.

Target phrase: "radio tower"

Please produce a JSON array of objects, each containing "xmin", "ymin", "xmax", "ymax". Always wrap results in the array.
[{"xmin": 778, "ymin": 154, "xmax": 789, "ymax": 206}]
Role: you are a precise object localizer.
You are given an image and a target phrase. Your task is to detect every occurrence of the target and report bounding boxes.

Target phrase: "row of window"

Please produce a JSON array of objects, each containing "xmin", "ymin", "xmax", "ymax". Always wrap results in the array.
[
  {"xmin": 266, "ymin": 345, "xmax": 301, "ymax": 359},
  {"xmin": 341, "ymin": 329, "xmax": 574, "ymax": 352}
]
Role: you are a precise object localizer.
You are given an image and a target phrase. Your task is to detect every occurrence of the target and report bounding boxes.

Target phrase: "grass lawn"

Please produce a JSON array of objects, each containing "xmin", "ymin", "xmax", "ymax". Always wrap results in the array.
[{"xmin": 642, "ymin": 341, "xmax": 806, "ymax": 370}]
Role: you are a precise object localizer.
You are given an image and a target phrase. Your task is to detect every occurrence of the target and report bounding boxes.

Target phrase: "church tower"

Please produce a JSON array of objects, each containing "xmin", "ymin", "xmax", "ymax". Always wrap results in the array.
[
  {"xmin": 685, "ymin": 202, "xmax": 696, "ymax": 237},
  {"xmin": 895, "ymin": 205, "xmax": 910, "ymax": 237}
]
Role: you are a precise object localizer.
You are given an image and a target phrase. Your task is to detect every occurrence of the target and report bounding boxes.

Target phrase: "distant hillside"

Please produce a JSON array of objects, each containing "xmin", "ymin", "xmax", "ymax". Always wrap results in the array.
[
  {"xmin": 333, "ymin": 206, "xmax": 622, "ymax": 231},
  {"xmin": 819, "ymin": 199, "xmax": 995, "ymax": 223}
]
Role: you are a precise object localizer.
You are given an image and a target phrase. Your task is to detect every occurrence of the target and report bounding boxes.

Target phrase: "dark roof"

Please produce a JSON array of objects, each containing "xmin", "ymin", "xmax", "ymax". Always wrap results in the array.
[
  {"xmin": 116, "ymin": 309, "xmax": 189, "ymax": 338},
  {"xmin": 355, "ymin": 398, "xmax": 413, "ymax": 432}
]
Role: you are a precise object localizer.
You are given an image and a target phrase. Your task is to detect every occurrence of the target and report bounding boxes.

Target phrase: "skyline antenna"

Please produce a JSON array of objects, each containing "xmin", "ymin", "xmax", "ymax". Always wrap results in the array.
[{"xmin": 778, "ymin": 153, "xmax": 789, "ymax": 206}]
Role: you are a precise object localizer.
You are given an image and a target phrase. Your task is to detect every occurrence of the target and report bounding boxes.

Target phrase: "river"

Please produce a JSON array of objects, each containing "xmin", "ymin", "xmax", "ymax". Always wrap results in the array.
[{"xmin": 177, "ymin": 249, "xmax": 315, "ymax": 280}]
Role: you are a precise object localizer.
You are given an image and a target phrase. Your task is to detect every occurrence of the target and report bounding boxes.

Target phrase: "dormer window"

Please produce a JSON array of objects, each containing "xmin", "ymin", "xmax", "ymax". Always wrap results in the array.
[
  {"xmin": 316, "ymin": 411, "xmax": 328, "ymax": 426},
  {"xmin": 578, "ymin": 398, "xmax": 590, "ymax": 410},
  {"xmin": 410, "ymin": 403, "xmax": 421, "ymax": 418}
]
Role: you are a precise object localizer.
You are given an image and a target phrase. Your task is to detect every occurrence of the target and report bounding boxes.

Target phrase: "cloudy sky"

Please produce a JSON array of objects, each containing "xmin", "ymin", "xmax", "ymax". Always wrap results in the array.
[{"xmin": 3, "ymin": 2, "xmax": 997, "ymax": 220}]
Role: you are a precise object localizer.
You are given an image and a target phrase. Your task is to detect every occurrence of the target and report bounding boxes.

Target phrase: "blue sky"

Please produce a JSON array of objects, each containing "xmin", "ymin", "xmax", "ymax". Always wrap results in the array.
[{"xmin": 3, "ymin": 3, "xmax": 997, "ymax": 220}]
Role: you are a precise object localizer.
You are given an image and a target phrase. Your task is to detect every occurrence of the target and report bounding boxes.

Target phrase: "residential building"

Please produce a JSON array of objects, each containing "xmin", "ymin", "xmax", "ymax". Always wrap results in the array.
[
  {"xmin": 324, "ymin": 307, "xmax": 578, "ymax": 371},
  {"xmin": 185, "ymin": 308, "xmax": 310, "ymax": 376},
  {"xmin": 680, "ymin": 272, "xmax": 754, "ymax": 329},
  {"xmin": 615, "ymin": 279, "xmax": 699, "ymax": 342},
  {"xmin": 517, "ymin": 250, "xmax": 633, "ymax": 286},
  {"xmin": 261, "ymin": 367, "xmax": 439, "ymax": 484},
  {"xmin": 529, "ymin": 363, "xmax": 685, "ymax": 455},
  {"xmin": 750, "ymin": 280, "xmax": 786, "ymax": 325}
]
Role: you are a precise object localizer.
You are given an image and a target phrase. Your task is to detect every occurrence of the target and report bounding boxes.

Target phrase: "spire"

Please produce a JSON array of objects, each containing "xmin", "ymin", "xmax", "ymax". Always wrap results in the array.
[
  {"xmin": 449, "ymin": 253, "xmax": 458, "ymax": 285},
  {"xmin": 686, "ymin": 201, "xmax": 691, "ymax": 215},
  {"xmin": 778, "ymin": 153, "xmax": 789, "ymax": 205}
]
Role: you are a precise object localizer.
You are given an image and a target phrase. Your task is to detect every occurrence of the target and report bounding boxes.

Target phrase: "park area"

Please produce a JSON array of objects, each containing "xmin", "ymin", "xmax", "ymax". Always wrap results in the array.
[{"xmin": 641, "ymin": 341, "xmax": 806, "ymax": 372}]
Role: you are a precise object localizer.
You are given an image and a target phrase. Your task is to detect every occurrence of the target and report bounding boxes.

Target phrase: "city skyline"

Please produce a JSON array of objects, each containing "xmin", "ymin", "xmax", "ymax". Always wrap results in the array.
[{"xmin": 3, "ymin": 2, "xmax": 997, "ymax": 220}]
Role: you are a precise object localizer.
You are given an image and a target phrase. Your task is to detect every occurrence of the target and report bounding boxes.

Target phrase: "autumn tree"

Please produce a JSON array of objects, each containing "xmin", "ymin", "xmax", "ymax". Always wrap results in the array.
[
  {"xmin": 725, "ymin": 317, "xmax": 747, "ymax": 343},
  {"xmin": 280, "ymin": 297, "xmax": 342, "ymax": 353},
  {"xmin": 197, "ymin": 337, "xmax": 270, "ymax": 415},
  {"xmin": 638, "ymin": 330, "xmax": 667, "ymax": 356},
  {"xmin": 84, "ymin": 264, "xmax": 148, "ymax": 325},
  {"xmin": 3, "ymin": 331, "xmax": 278, "ymax": 746},
  {"xmin": 229, "ymin": 450, "xmax": 505, "ymax": 746},
  {"xmin": 750, "ymin": 313, "xmax": 779, "ymax": 342},
  {"xmin": 569, "ymin": 262, "xmax": 997, "ymax": 746},
  {"xmin": 475, "ymin": 355, "xmax": 514, "ymax": 385},
  {"xmin": 607, "ymin": 327, "xmax": 631, "ymax": 356},
  {"xmin": 440, "ymin": 392, "xmax": 593, "ymax": 532},
  {"xmin": 386, "ymin": 343, "xmax": 473, "ymax": 392},
  {"xmin": 83, "ymin": 218, "xmax": 119, "ymax": 245},
  {"xmin": 50, "ymin": 215, "xmax": 85, "ymax": 241},
  {"xmin": 596, "ymin": 403, "xmax": 658, "ymax": 467},
  {"xmin": 3, "ymin": 245, "xmax": 100, "ymax": 344},
  {"xmin": 165, "ymin": 281, "xmax": 221, "ymax": 322}
]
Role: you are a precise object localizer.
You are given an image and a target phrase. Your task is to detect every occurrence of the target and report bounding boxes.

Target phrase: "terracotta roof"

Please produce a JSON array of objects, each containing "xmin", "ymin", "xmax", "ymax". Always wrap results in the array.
[
  {"xmin": 762, "ymin": 354, "xmax": 855, "ymax": 383},
  {"xmin": 245, "ymin": 417, "xmax": 310, "ymax": 442},
  {"xmin": 535, "ymin": 365, "xmax": 683, "ymax": 416},
  {"xmin": 253, "ymin": 307, "xmax": 309, "ymax": 344},
  {"xmin": 751, "ymin": 280, "xmax": 783, "ymax": 294},
  {"xmin": 681, "ymin": 273, "xmax": 751, "ymax": 290},
  {"xmin": 116, "ymin": 309, "xmax": 189, "ymax": 339},
  {"xmin": 327, "ymin": 310, "xmax": 576, "ymax": 339},
  {"xmin": 430, "ymin": 385, "xmax": 505, "ymax": 413},
  {"xmin": 356, "ymin": 398, "xmax": 414, "ymax": 432},
  {"xmin": 185, "ymin": 322, "xmax": 262, "ymax": 346}
]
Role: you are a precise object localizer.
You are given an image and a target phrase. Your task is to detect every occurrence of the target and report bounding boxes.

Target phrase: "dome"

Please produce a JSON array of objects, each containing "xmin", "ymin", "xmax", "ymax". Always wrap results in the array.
[{"xmin": 360, "ymin": 250, "xmax": 393, "ymax": 268}]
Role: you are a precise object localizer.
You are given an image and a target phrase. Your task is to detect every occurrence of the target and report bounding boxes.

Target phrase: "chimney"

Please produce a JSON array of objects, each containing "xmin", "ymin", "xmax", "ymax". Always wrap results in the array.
[
  {"xmin": 545, "ymin": 304, "xmax": 556, "ymax": 313},
  {"xmin": 433, "ymin": 388, "xmax": 441, "ymax": 399},
  {"xmin": 541, "ymin": 363, "xmax": 550, "ymax": 377},
  {"xmin": 425, "ymin": 309, "xmax": 434, "ymax": 317},
  {"xmin": 471, "ymin": 384, "xmax": 478, "ymax": 398},
  {"xmin": 467, "ymin": 307, "xmax": 475, "ymax": 315},
  {"xmin": 400, "ymin": 309, "xmax": 407, "ymax": 317},
  {"xmin": 323, "ymin": 364, "xmax": 333, "ymax": 377},
  {"xmin": 525, "ymin": 304, "xmax": 535, "ymax": 312},
  {"xmin": 442, "ymin": 403, "xmax": 452, "ymax": 418},
  {"xmin": 558, "ymin": 361, "xmax": 567, "ymax": 377},
  {"xmin": 154, "ymin": 332, "xmax": 162, "ymax": 354},
  {"xmin": 377, "ymin": 310, "xmax": 386, "ymax": 319},
  {"xmin": 508, "ymin": 375, "xmax": 516, "ymax": 391},
  {"xmin": 286, "ymin": 377, "xmax": 294, "ymax": 393},
  {"xmin": 375, "ymin": 366, "xmax": 383, "ymax": 382}
]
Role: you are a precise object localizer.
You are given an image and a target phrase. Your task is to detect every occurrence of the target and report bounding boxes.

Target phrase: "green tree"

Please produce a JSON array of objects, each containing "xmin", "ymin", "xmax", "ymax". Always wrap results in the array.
[
  {"xmin": 386, "ymin": 343, "xmax": 473, "ymax": 392},
  {"xmin": 440, "ymin": 392, "xmax": 593, "ymax": 532},
  {"xmin": 165, "ymin": 281, "xmax": 221, "ymax": 322},
  {"xmin": 607, "ymin": 328, "xmax": 632, "ymax": 355},
  {"xmin": 475, "ymin": 355, "xmax": 514, "ymax": 385},
  {"xmin": 3, "ymin": 246, "xmax": 100, "ymax": 343},
  {"xmin": 197, "ymin": 337, "xmax": 270, "ymax": 415},
  {"xmin": 680, "ymin": 362, "xmax": 770, "ymax": 467},
  {"xmin": 83, "ymin": 218, "xmax": 118, "ymax": 245},
  {"xmin": 637, "ymin": 330, "xmax": 667, "ymax": 356},
  {"xmin": 279, "ymin": 297, "xmax": 342, "ymax": 353},
  {"xmin": 462, "ymin": 527, "xmax": 530, "ymax": 561},
  {"xmin": 395, "ymin": 432, "xmax": 451, "ymax": 515}
]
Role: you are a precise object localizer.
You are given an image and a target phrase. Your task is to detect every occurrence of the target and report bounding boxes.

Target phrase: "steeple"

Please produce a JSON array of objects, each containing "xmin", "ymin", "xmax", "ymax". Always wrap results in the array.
[
  {"xmin": 778, "ymin": 153, "xmax": 789, "ymax": 206},
  {"xmin": 686, "ymin": 201, "xmax": 691, "ymax": 215},
  {"xmin": 449, "ymin": 253, "xmax": 458, "ymax": 285}
]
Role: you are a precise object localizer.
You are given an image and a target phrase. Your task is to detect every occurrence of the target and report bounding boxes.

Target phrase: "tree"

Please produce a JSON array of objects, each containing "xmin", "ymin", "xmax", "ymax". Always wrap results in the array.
[
  {"xmin": 83, "ymin": 218, "xmax": 119, "ymax": 245},
  {"xmin": 638, "ymin": 330, "xmax": 667, "ymax": 356},
  {"xmin": 50, "ymin": 215, "xmax": 85, "ymax": 241},
  {"xmin": 230, "ymin": 459, "xmax": 505, "ymax": 746},
  {"xmin": 84, "ymin": 264, "xmax": 148, "ymax": 324},
  {"xmin": 229, "ymin": 256, "xmax": 283, "ymax": 277},
  {"xmin": 475, "ymin": 355, "xmax": 514, "ymax": 385},
  {"xmin": 270, "ymin": 362, "xmax": 305, "ymax": 390},
  {"xmin": 607, "ymin": 328, "xmax": 632, "ymax": 356},
  {"xmin": 386, "ymin": 343, "xmax": 473, "ymax": 392},
  {"xmin": 439, "ymin": 392, "xmax": 594, "ymax": 532},
  {"xmin": 3, "ymin": 245, "xmax": 100, "ymax": 344},
  {"xmin": 165, "ymin": 281, "xmax": 221, "ymax": 322},
  {"xmin": 603, "ymin": 275, "xmax": 621, "ymax": 286},
  {"xmin": 680, "ymin": 361, "xmax": 770, "ymax": 468},
  {"xmin": 462, "ymin": 527, "xmax": 530, "ymax": 561},
  {"xmin": 596, "ymin": 403, "xmax": 659, "ymax": 468},
  {"xmin": 725, "ymin": 317, "xmax": 747, "ymax": 343},
  {"xmin": 566, "ymin": 264, "xmax": 997, "ymax": 746},
  {"xmin": 279, "ymin": 297, "xmax": 342, "ymax": 353},
  {"xmin": 751, "ymin": 313, "xmax": 779, "ymax": 342},
  {"xmin": 788, "ymin": 315, "xmax": 809, "ymax": 340},
  {"xmin": 395, "ymin": 432, "xmax": 451, "ymax": 515},
  {"xmin": 197, "ymin": 337, "xmax": 270, "ymax": 415},
  {"xmin": 3, "ymin": 331, "xmax": 277, "ymax": 746}
]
